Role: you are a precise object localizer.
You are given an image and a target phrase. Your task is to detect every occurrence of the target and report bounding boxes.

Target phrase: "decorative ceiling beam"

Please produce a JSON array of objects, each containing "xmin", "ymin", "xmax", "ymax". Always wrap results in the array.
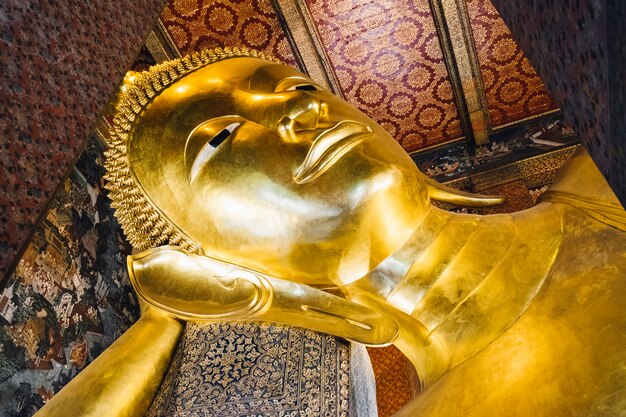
[
  {"xmin": 430, "ymin": 0, "xmax": 491, "ymax": 145},
  {"xmin": 271, "ymin": 0, "xmax": 344, "ymax": 96},
  {"xmin": 145, "ymin": 19, "xmax": 181, "ymax": 62}
]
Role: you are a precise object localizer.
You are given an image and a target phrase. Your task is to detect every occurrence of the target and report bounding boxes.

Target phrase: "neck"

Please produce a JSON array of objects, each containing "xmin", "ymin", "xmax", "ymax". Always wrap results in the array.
[{"xmin": 349, "ymin": 202, "xmax": 563, "ymax": 384}]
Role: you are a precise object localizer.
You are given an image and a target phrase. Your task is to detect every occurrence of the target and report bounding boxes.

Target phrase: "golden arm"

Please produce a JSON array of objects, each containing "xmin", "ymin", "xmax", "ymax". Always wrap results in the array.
[{"xmin": 129, "ymin": 246, "xmax": 401, "ymax": 346}]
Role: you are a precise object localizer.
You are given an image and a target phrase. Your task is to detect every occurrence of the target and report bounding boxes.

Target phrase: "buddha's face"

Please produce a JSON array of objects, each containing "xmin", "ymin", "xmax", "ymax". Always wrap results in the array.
[{"xmin": 128, "ymin": 57, "xmax": 429, "ymax": 285}]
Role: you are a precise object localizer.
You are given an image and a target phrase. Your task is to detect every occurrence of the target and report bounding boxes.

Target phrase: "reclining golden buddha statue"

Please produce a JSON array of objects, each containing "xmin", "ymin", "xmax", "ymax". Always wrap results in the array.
[{"xmin": 36, "ymin": 47, "xmax": 626, "ymax": 416}]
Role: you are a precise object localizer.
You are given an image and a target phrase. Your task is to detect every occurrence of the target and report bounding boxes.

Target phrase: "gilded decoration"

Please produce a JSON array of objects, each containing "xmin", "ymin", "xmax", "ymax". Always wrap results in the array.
[
  {"xmin": 431, "ymin": 0, "xmax": 490, "ymax": 144},
  {"xmin": 103, "ymin": 47, "xmax": 278, "ymax": 252},
  {"xmin": 3, "ymin": 0, "xmax": 620, "ymax": 416},
  {"xmin": 466, "ymin": 0, "xmax": 557, "ymax": 128},
  {"xmin": 516, "ymin": 145, "xmax": 579, "ymax": 188},
  {"xmin": 146, "ymin": 322, "xmax": 350, "ymax": 417},
  {"xmin": 32, "ymin": 46, "xmax": 626, "ymax": 417}
]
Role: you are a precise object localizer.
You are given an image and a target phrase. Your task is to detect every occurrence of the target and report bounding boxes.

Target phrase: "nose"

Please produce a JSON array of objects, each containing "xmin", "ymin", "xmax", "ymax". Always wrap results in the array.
[{"xmin": 276, "ymin": 93, "xmax": 328, "ymax": 143}]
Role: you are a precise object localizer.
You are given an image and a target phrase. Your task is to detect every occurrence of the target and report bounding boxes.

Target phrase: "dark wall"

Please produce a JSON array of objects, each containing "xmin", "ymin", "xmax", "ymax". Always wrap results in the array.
[
  {"xmin": 0, "ymin": 0, "xmax": 166, "ymax": 282},
  {"xmin": 489, "ymin": 0, "xmax": 626, "ymax": 206}
]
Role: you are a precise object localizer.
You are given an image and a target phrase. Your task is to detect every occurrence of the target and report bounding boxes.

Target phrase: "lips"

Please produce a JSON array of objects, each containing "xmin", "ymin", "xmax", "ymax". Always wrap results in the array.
[{"xmin": 293, "ymin": 120, "xmax": 372, "ymax": 184}]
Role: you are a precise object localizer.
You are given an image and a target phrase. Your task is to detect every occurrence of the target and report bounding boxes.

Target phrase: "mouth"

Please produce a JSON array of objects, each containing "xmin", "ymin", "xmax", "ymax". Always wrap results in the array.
[{"xmin": 293, "ymin": 120, "xmax": 372, "ymax": 184}]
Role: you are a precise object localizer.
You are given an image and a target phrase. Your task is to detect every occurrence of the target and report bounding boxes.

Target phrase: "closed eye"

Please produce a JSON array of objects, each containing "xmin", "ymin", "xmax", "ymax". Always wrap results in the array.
[
  {"xmin": 208, "ymin": 123, "xmax": 239, "ymax": 147},
  {"xmin": 287, "ymin": 84, "xmax": 319, "ymax": 91},
  {"xmin": 186, "ymin": 120, "xmax": 241, "ymax": 182}
]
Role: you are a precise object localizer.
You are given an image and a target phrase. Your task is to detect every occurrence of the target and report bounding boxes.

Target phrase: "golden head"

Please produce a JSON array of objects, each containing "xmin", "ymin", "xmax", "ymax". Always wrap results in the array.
[{"xmin": 105, "ymin": 48, "xmax": 440, "ymax": 286}]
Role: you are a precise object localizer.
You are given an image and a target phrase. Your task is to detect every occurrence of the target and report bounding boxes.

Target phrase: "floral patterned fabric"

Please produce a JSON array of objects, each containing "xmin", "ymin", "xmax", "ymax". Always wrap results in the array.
[{"xmin": 147, "ymin": 322, "xmax": 351, "ymax": 417}]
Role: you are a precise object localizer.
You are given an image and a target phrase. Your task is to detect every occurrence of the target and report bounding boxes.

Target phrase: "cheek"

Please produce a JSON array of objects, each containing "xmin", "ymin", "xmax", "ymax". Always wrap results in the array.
[{"xmin": 228, "ymin": 129, "xmax": 308, "ymax": 180}]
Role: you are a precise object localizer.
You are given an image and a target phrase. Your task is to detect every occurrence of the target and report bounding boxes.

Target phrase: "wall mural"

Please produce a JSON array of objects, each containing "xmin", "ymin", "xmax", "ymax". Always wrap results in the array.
[
  {"xmin": 0, "ymin": 0, "xmax": 166, "ymax": 282},
  {"xmin": 466, "ymin": 0, "xmax": 557, "ymax": 128},
  {"xmin": 0, "ymin": 136, "xmax": 139, "ymax": 417},
  {"xmin": 304, "ymin": 0, "xmax": 464, "ymax": 152}
]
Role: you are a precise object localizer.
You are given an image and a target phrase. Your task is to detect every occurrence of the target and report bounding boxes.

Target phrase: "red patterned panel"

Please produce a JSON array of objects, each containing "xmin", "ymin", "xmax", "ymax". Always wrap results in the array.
[
  {"xmin": 476, "ymin": 180, "xmax": 535, "ymax": 214},
  {"xmin": 160, "ymin": 0, "xmax": 297, "ymax": 66},
  {"xmin": 467, "ymin": 0, "xmax": 557, "ymax": 128},
  {"xmin": 304, "ymin": 0, "xmax": 464, "ymax": 152},
  {"xmin": 367, "ymin": 345, "xmax": 419, "ymax": 416}
]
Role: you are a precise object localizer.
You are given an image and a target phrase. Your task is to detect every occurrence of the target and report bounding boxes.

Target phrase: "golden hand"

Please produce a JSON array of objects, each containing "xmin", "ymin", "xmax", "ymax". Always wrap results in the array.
[{"xmin": 128, "ymin": 246, "xmax": 399, "ymax": 346}]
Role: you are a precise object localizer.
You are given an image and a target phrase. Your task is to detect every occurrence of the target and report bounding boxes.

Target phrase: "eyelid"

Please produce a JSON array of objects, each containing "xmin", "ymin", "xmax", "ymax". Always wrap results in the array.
[
  {"xmin": 185, "ymin": 116, "xmax": 243, "ymax": 182},
  {"xmin": 286, "ymin": 84, "xmax": 319, "ymax": 91}
]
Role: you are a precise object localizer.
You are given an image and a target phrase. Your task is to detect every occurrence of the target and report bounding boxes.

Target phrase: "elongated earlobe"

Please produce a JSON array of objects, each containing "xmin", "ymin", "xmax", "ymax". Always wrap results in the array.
[{"xmin": 424, "ymin": 176, "xmax": 506, "ymax": 207}]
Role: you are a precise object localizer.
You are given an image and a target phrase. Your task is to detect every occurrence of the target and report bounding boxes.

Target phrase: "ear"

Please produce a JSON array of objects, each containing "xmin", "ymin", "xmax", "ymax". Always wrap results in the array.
[{"xmin": 424, "ymin": 176, "xmax": 506, "ymax": 207}]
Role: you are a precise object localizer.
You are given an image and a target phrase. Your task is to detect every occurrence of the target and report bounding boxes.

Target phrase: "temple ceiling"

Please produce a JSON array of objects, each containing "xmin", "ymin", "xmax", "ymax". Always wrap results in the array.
[
  {"xmin": 137, "ymin": 0, "xmax": 579, "ymax": 205},
  {"xmin": 0, "ymin": 0, "xmax": 581, "ymax": 283},
  {"xmin": 130, "ymin": 2, "xmax": 580, "ymax": 414},
  {"xmin": 0, "ymin": 1, "xmax": 607, "ymax": 416},
  {"xmin": 153, "ymin": 0, "xmax": 562, "ymax": 152}
]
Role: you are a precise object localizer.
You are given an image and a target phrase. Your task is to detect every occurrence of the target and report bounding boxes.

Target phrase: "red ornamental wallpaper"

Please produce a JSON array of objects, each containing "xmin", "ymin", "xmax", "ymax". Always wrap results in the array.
[
  {"xmin": 466, "ymin": 0, "xmax": 557, "ymax": 128},
  {"xmin": 160, "ymin": 0, "xmax": 297, "ymax": 66},
  {"xmin": 304, "ymin": 0, "xmax": 464, "ymax": 152}
]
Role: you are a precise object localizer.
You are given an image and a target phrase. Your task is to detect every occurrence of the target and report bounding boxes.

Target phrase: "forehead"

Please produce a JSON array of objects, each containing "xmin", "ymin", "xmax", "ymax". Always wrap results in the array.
[{"xmin": 175, "ymin": 57, "xmax": 314, "ymax": 93}]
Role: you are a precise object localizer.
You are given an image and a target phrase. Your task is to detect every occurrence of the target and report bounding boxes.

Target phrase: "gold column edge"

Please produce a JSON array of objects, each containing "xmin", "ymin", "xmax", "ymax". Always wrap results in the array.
[
  {"xmin": 272, "ymin": 0, "xmax": 344, "ymax": 97},
  {"xmin": 431, "ymin": 0, "xmax": 491, "ymax": 145}
]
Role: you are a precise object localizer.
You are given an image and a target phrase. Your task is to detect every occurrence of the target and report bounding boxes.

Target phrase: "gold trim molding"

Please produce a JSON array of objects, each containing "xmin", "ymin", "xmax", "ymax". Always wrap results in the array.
[
  {"xmin": 430, "ymin": 0, "xmax": 491, "ymax": 145},
  {"xmin": 271, "ymin": 0, "xmax": 344, "ymax": 96}
]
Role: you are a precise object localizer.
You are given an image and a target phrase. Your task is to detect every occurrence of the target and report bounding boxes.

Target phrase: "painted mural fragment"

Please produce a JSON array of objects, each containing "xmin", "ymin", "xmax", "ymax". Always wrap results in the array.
[
  {"xmin": 412, "ymin": 114, "xmax": 576, "ymax": 181},
  {"xmin": 0, "ymin": 136, "xmax": 139, "ymax": 417}
]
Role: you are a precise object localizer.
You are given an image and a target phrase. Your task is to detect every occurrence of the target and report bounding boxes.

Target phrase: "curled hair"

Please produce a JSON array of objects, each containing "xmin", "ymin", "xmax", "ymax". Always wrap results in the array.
[{"xmin": 103, "ymin": 47, "xmax": 279, "ymax": 253}]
